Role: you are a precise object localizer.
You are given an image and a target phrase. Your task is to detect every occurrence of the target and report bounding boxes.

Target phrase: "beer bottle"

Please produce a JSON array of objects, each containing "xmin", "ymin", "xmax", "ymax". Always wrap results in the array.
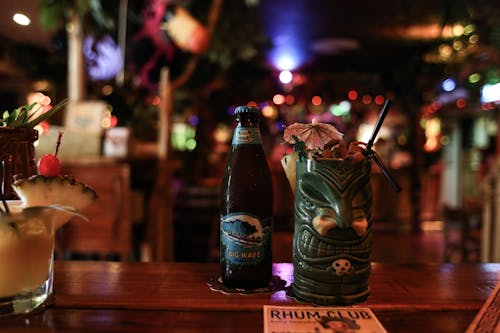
[{"xmin": 220, "ymin": 105, "xmax": 273, "ymax": 289}]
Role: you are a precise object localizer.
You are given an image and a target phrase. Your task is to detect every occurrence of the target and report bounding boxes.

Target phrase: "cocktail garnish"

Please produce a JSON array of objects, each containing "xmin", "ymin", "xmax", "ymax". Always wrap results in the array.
[{"xmin": 38, "ymin": 132, "xmax": 63, "ymax": 177}]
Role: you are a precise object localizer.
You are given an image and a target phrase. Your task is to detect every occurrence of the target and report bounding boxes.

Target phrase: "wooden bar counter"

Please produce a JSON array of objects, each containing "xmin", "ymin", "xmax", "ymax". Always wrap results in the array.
[{"xmin": 2, "ymin": 261, "xmax": 499, "ymax": 332}]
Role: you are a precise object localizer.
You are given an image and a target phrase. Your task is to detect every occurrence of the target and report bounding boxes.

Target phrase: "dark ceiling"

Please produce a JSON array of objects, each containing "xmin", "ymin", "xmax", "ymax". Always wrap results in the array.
[
  {"xmin": 0, "ymin": 0, "xmax": 498, "ymax": 97},
  {"xmin": 0, "ymin": 1, "xmax": 471, "ymax": 65},
  {"xmin": 258, "ymin": 0, "xmax": 466, "ymax": 72}
]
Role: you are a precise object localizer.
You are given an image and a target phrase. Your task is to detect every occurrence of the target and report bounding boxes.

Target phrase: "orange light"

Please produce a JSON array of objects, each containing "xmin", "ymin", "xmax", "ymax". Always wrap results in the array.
[
  {"xmin": 152, "ymin": 96, "xmax": 161, "ymax": 106},
  {"xmin": 110, "ymin": 115, "xmax": 118, "ymax": 128},
  {"xmin": 261, "ymin": 105, "xmax": 278, "ymax": 119},
  {"xmin": 374, "ymin": 95, "xmax": 385, "ymax": 105},
  {"xmin": 362, "ymin": 94, "xmax": 372, "ymax": 104},
  {"xmin": 247, "ymin": 101, "xmax": 258, "ymax": 107},
  {"xmin": 347, "ymin": 90, "xmax": 358, "ymax": 101},
  {"xmin": 456, "ymin": 98, "xmax": 466, "ymax": 108},
  {"xmin": 311, "ymin": 95, "xmax": 322, "ymax": 106},
  {"xmin": 273, "ymin": 94, "xmax": 285, "ymax": 105},
  {"xmin": 430, "ymin": 102, "xmax": 441, "ymax": 111},
  {"xmin": 285, "ymin": 94, "xmax": 295, "ymax": 105}
]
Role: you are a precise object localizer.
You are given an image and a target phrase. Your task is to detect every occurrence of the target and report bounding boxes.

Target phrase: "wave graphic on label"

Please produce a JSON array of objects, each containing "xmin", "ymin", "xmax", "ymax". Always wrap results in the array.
[{"xmin": 221, "ymin": 214, "xmax": 264, "ymax": 245}]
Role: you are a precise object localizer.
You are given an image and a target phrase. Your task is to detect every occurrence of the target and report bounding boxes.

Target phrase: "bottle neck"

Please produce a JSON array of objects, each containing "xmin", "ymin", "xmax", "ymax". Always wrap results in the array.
[
  {"xmin": 233, "ymin": 114, "xmax": 262, "ymax": 145},
  {"xmin": 236, "ymin": 113, "xmax": 259, "ymax": 128}
]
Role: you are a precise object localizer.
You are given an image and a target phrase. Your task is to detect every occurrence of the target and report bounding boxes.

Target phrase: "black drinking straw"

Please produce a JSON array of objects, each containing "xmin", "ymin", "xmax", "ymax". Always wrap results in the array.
[
  {"xmin": 363, "ymin": 99, "xmax": 402, "ymax": 192},
  {"xmin": 366, "ymin": 100, "xmax": 392, "ymax": 152}
]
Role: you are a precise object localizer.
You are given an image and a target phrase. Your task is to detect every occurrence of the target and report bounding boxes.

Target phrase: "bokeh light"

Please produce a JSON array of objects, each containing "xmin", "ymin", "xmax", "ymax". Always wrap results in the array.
[
  {"xmin": 262, "ymin": 105, "xmax": 278, "ymax": 119},
  {"xmin": 452, "ymin": 24, "xmax": 464, "ymax": 36},
  {"xmin": 468, "ymin": 73, "xmax": 480, "ymax": 84},
  {"xmin": 274, "ymin": 54, "xmax": 299, "ymax": 71},
  {"xmin": 329, "ymin": 100, "xmax": 351, "ymax": 116},
  {"xmin": 469, "ymin": 35, "xmax": 479, "ymax": 44},
  {"xmin": 456, "ymin": 98, "xmax": 466, "ymax": 108},
  {"xmin": 374, "ymin": 95, "xmax": 385, "ymax": 105},
  {"xmin": 463, "ymin": 24, "xmax": 475, "ymax": 35},
  {"xmin": 189, "ymin": 115, "xmax": 199, "ymax": 126},
  {"xmin": 273, "ymin": 94, "xmax": 286, "ymax": 105},
  {"xmin": 152, "ymin": 96, "xmax": 161, "ymax": 106},
  {"xmin": 311, "ymin": 95, "xmax": 322, "ymax": 106},
  {"xmin": 442, "ymin": 78, "xmax": 456, "ymax": 92},
  {"xmin": 347, "ymin": 90, "xmax": 358, "ymax": 101},
  {"xmin": 13, "ymin": 13, "xmax": 30, "ymax": 26},
  {"xmin": 361, "ymin": 94, "xmax": 372, "ymax": 104},
  {"xmin": 279, "ymin": 70, "xmax": 293, "ymax": 84},
  {"xmin": 285, "ymin": 94, "xmax": 295, "ymax": 105}
]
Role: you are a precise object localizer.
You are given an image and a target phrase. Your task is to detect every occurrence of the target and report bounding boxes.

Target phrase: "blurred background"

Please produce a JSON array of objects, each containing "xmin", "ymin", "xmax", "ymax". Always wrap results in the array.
[{"xmin": 0, "ymin": 0, "xmax": 498, "ymax": 263}]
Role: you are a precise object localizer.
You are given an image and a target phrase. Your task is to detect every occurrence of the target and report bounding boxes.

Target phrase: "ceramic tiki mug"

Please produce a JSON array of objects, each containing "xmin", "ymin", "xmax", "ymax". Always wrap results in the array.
[
  {"xmin": 292, "ymin": 150, "xmax": 372, "ymax": 305},
  {"xmin": 0, "ymin": 128, "xmax": 38, "ymax": 200}
]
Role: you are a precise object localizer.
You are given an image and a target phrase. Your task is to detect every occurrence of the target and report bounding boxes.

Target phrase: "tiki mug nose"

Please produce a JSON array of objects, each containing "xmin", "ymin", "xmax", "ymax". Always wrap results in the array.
[{"xmin": 331, "ymin": 198, "xmax": 352, "ymax": 229}]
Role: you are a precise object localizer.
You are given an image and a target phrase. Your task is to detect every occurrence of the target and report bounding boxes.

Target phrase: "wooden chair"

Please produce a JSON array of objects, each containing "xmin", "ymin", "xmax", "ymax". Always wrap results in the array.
[{"xmin": 57, "ymin": 159, "xmax": 132, "ymax": 261}]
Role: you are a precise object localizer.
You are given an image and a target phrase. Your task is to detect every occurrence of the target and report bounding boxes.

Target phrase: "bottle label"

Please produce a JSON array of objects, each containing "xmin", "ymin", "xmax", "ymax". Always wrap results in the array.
[
  {"xmin": 232, "ymin": 127, "xmax": 261, "ymax": 145},
  {"xmin": 220, "ymin": 212, "xmax": 272, "ymax": 265}
]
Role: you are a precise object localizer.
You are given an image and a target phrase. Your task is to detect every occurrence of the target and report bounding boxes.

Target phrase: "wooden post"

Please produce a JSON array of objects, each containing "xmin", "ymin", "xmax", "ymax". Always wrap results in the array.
[
  {"xmin": 67, "ymin": 11, "xmax": 85, "ymax": 102},
  {"xmin": 148, "ymin": 68, "xmax": 175, "ymax": 261},
  {"xmin": 116, "ymin": 0, "xmax": 128, "ymax": 87},
  {"xmin": 147, "ymin": 0, "xmax": 223, "ymax": 261}
]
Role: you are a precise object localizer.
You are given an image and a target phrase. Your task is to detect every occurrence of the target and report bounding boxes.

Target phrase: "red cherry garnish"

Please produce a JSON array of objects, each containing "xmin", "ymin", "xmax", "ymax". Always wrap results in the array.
[
  {"xmin": 38, "ymin": 154, "xmax": 61, "ymax": 177},
  {"xmin": 38, "ymin": 131, "xmax": 63, "ymax": 177}
]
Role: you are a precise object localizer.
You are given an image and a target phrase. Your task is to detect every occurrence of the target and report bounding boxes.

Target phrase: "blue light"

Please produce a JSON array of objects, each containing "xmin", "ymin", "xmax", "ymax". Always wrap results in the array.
[
  {"xmin": 442, "ymin": 78, "xmax": 456, "ymax": 92},
  {"xmin": 260, "ymin": 1, "xmax": 310, "ymax": 71},
  {"xmin": 276, "ymin": 55, "xmax": 296, "ymax": 71},
  {"xmin": 275, "ymin": 120, "xmax": 286, "ymax": 132},
  {"xmin": 270, "ymin": 46, "xmax": 304, "ymax": 71},
  {"xmin": 481, "ymin": 82, "xmax": 500, "ymax": 103}
]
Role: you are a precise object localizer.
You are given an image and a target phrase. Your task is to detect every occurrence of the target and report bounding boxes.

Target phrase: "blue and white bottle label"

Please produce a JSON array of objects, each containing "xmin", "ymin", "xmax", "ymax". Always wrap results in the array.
[
  {"xmin": 220, "ymin": 212, "xmax": 272, "ymax": 265},
  {"xmin": 232, "ymin": 127, "xmax": 262, "ymax": 145}
]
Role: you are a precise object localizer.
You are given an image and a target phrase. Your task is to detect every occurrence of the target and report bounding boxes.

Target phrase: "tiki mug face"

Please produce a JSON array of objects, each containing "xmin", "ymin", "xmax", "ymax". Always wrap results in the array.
[{"xmin": 292, "ymin": 152, "xmax": 372, "ymax": 305}]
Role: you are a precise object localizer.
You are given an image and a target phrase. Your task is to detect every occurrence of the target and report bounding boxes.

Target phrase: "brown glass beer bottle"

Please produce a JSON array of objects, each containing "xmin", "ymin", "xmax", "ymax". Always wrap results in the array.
[{"xmin": 220, "ymin": 105, "xmax": 273, "ymax": 289}]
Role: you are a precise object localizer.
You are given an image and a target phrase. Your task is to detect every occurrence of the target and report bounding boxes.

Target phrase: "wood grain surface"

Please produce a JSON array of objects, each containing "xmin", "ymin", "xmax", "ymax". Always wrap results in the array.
[{"xmin": 1, "ymin": 261, "xmax": 498, "ymax": 332}]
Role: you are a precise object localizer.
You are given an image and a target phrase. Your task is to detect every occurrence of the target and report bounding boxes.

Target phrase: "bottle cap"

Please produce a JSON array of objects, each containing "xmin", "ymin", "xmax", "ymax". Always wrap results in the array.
[{"xmin": 234, "ymin": 105, "xmax": 260, "ymax": 115}]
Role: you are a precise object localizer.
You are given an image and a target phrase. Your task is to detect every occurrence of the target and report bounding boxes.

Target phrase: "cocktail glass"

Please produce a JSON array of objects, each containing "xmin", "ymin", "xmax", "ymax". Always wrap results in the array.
[{"xmin": 0, "ymin": 205, "xmax": 55, "ymax": 317}]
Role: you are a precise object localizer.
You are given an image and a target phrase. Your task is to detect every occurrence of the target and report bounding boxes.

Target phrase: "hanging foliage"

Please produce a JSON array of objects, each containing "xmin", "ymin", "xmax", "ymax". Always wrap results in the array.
[{"xmin": 38, "ymin": 0, "xmax": 114, "ymax": 33}]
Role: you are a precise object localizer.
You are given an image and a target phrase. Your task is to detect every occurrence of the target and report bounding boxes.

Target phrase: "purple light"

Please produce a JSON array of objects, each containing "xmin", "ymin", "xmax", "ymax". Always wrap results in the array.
[
  {"xmin": 260, "ymin": 1, "xmax": 309, "ymax": 70},
  {"xmin": 84, "ymin": 35, "xmax": 123, "ymax": 81},
  {"xmin": 275, "ymin": 120, "xmax": 286, "ymax": 132},
  {"xmin": 188, "ymin": 115, "xmax": 199, "ymax": 126}
]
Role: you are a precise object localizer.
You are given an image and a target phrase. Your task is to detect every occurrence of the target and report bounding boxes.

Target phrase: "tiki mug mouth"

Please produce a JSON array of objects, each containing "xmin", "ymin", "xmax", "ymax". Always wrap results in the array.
[{"xmin": 292, "ymin": 223, "xmax": 372, "ymax": 306}]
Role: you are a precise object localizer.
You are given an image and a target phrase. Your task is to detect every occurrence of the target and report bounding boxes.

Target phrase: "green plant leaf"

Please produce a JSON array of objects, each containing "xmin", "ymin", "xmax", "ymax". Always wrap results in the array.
[
  {"xmin": 1, "ymin": 99, "xmax": 68, "ymax": 128},
  {"xmin": 291, "ymin": 135, "xmax": 307, "ymax": 161},
  {"xmin": 23, "ymin": 99, "xmax": 68, "ymax": 128}
]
